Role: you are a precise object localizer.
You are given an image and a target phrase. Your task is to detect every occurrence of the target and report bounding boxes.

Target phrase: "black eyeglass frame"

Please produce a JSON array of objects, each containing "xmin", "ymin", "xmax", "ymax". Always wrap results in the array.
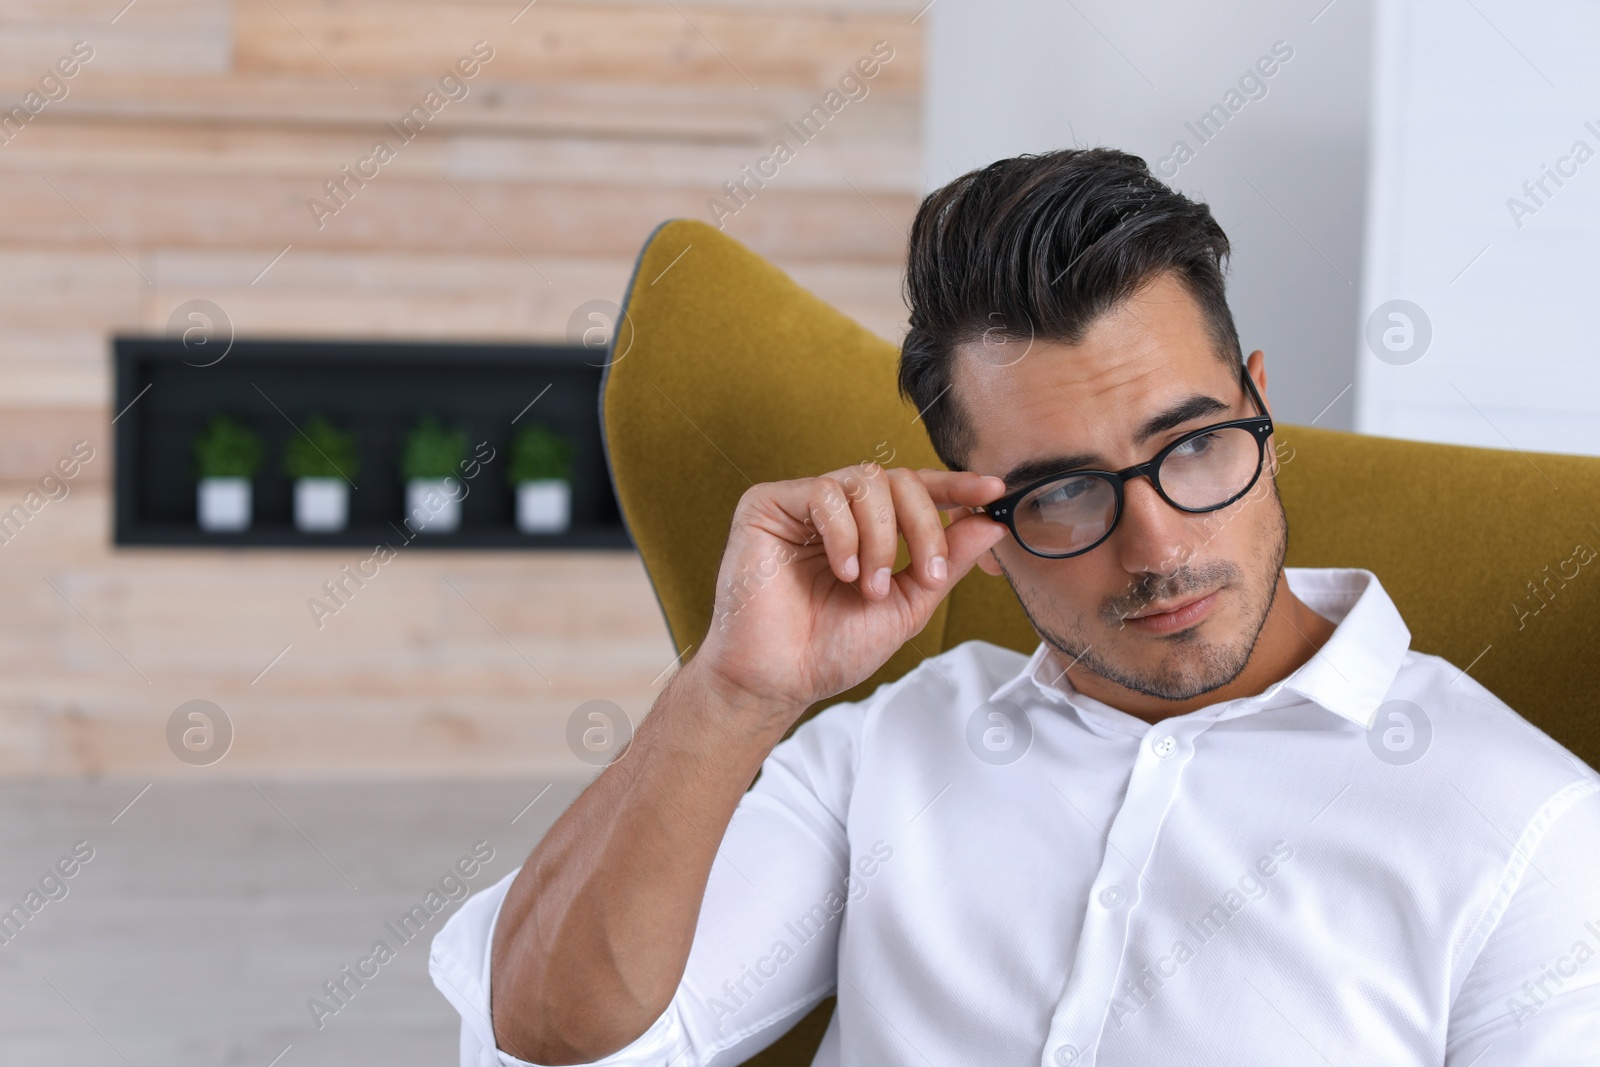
[{"xmin": 980, "ymin": 367, "xmax": 1275, "ymax": 560}]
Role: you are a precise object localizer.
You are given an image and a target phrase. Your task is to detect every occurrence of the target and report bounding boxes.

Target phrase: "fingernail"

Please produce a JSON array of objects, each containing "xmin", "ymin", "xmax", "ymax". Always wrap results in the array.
[
  {"xmin": 929, "ymin": 555, "xmax": 947, "ymax": 582},
  {"xmin": 843, "ymin": 554, "xmax": 859, "ymax": 581},
  {"xmin": 872, "ymin": 567, "xmax": 891, "ymax": 596}
]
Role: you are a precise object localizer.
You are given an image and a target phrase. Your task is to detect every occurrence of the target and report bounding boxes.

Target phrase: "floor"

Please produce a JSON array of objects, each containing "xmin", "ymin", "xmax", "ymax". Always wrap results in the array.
[{"xmin": 0, "ymin": 778, "xmax": 587, "ymax": 1066}]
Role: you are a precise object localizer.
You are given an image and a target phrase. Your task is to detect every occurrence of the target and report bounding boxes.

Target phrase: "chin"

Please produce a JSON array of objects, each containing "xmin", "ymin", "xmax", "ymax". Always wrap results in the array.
[
  {"xmin": 1004, "ymin": 551, "xmax": 1279, "ymax": 703},
  {"xmin": 1075, "ymin": 608, "xmax": 1258, "ymax": 702},
  {"xmin": 1140, "ymin": 642, "xmax": 1252, "ymax": 700},
  {"xmin": 1080, "ymin": 657, "xmax": 1226, "ymax": 703}
]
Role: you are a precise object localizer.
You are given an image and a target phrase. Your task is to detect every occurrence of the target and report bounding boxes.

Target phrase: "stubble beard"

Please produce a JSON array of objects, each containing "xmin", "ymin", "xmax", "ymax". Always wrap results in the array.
[{"xmin": 998, "ymin": 485, "xmax": 1291, "ymax": 703}]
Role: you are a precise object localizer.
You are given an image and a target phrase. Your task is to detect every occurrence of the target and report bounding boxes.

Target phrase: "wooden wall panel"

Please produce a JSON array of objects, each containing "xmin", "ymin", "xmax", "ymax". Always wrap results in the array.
[
  {"xmin": 234, "ymin": 1, "xmax": 920, "ymax": 89},
  {"xmin": 0, "ymin": 0, "xmax": 923, "ymax": 777},
  {"xmin": 0, "ymin": 486, "xmax": 680, "ymax": 776},
  {"xmin": 9, "ymin": 101, "xmax": 920, "ymax": 187},
  {"xmin": 0, "ymin": 410, "xmax": 107, "ymax": 484},
  {"xmin": 0, "ymin": 171, "xmax": 915, "ymax": 261},
  {"xmin": 0, "ymin": 1, "xmax": 230, "ymax": 73}
]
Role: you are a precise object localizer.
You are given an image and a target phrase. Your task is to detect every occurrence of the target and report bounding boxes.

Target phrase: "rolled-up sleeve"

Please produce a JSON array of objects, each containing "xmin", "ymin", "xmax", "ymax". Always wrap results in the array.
[{"xmin": 430, "ymin": 693, "xmax": 873, "ymax": 1067}]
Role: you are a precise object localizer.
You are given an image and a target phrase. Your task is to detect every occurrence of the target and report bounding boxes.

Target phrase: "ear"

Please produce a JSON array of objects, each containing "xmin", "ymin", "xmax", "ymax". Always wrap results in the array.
[
  {"xmin": 976, "ymin": 545, "xmax": 1003, "ymax": 577},
  {"xmin": 1246, "ymin": 349, "xmax": 1286, "ymax": 477},
  {"xmin": 1246, "ymin": 349, "xmax": 1270, "ymax": 416}
]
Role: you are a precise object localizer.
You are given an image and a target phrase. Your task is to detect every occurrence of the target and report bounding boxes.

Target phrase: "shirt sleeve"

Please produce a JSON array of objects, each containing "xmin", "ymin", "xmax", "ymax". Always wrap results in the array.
[
  {"xmin": 429, "ymin": 693, "xmax": 871, "ymax": 1067},
  {"xmin": 1446, "ymin": 779, "xmax": 1600, "ymax": 1065}
]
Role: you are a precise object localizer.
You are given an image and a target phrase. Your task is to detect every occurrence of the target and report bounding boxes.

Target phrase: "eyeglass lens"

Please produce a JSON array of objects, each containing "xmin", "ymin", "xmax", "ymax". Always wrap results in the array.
[{"xmin": 1013, "ymin": 427, "xmax": 1262, "ymax": 556}]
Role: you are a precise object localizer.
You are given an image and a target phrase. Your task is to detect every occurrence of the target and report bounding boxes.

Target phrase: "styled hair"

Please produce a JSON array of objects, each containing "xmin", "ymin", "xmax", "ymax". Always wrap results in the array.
[{"xmin": 898, "ymin": 147, "xmax": 1242, "ymax": 469}]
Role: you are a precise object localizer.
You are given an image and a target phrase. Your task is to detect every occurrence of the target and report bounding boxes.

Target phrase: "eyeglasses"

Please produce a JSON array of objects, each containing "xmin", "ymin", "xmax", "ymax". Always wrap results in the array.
[{"xmin": 980, "ymin": 367, "xmax": 1274, "ymax": 559}]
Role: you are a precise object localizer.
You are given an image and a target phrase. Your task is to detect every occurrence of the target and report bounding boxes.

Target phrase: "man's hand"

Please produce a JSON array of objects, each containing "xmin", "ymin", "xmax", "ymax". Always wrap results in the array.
[
  {"xmin": 694, "ymin": 464, "xmax": 1008, "ymax": 722},
  {"xmin": 486, "ymin": 464, "xmax": 1006, "ymax": 1063}
]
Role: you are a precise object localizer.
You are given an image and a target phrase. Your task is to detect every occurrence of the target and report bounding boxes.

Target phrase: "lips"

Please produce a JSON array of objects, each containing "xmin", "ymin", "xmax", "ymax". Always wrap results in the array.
[
  {"xmin": 1122, "ymin": 590, "xmax": 1221, "ymax": 634},
  {"xmin": 1127, "ymin": 591, "xmax": 1213, "ymax": 619}
]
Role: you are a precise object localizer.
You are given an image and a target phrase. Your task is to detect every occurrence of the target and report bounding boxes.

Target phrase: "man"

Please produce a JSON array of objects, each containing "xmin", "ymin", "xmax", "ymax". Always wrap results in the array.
[{"xmin": 432, "ymin": 148, "xmax": 1600, "ymax": 1065}]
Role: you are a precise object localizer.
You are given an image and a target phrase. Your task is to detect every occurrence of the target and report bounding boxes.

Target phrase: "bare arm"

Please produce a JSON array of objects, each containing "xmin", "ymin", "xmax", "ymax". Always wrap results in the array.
[
  {"xmin": 488, "ymin": 659, "xmax": 800, "ymax": 1063},
  {"xmin": 488, "ymin": 464, "xmax": 1008, "ymax": 1063}
]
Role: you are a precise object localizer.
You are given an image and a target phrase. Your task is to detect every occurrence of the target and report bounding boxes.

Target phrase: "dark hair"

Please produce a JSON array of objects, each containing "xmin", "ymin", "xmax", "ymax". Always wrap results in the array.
[{"xmin": 898, "ymin": 147, "xmax": 1242, "ymax": 469}]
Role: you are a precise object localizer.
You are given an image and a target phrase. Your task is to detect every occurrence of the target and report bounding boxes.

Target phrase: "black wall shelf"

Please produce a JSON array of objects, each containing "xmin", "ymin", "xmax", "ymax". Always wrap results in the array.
[{"xmin": 113, "ymin": 337, "xmax": 631, "ymax": 550}]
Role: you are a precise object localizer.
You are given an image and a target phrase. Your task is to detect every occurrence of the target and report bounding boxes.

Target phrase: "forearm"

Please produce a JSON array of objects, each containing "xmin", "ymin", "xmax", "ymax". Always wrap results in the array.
[{"xmin": 489, "ymin": 659, "xmax": 802, "ymax": 1064}]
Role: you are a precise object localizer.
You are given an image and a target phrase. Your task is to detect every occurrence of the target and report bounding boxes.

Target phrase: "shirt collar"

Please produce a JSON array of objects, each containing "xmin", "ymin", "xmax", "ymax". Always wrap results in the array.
[{"xmin": 987, "ymin": 567, "xmax": 1411, "ymax": 730}]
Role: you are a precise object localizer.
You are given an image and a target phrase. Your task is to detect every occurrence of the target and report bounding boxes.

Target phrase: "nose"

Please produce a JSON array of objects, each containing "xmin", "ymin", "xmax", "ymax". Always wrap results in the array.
[{"xmin": 1113, "ymin": 477, "xmax": 1197, "ymax": 578}]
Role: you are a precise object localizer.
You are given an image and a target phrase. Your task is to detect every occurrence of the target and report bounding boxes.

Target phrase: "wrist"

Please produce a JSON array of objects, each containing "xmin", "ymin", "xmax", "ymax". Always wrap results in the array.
[{"xmin": 676, "ymin": 655, "xmax": 809, "ymax": 739}]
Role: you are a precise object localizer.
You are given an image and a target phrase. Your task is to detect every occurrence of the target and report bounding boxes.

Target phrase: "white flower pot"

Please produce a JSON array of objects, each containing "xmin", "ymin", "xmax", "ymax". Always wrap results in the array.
[
  {"xmin": 517, "ymin": 480, "xmax": 571, "ymax": 534},
  {"xmin": 197, "ymin": 477, "xmax": 251, "ymax": 532},
  {"xmin": 407, "ymin": 478, "xmax": 461, "ymax": 534},
  {"xmin": 295, "ymin": 478, "xmax": 348, "ymax": 533}
]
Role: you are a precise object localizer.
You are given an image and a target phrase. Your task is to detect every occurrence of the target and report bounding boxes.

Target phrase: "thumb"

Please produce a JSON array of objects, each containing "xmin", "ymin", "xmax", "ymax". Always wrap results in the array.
[
  {"xmin": 943, "ymin": 512, "xmax": 1008, "ymax": 583},
  {"xmin": 892, "ymin": 512, "xmax": 1007, "ymax": 622}
]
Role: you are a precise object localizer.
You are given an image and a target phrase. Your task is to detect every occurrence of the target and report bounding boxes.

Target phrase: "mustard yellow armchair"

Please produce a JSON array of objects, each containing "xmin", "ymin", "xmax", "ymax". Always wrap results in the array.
[{"xmin": 600, "ymin": 218, "xmax": 1600, "ymax": 1065}]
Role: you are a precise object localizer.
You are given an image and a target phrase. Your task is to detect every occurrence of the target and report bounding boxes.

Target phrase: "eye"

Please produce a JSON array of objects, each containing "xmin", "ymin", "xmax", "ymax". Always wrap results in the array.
[
  {"xmin": 1169, "ymin": 431, "xmax": 1221, "ymax": 459},
  {"xmin": 1033, "ymin": 477, "xmax": 1093, "ymax": 508}
]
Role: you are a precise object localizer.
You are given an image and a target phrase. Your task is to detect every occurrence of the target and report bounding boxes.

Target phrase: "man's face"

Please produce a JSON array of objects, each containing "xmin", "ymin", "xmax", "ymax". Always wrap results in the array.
[{"xmin": 953, "ymin": 273, "xmax": 1286, "ymax": 703}]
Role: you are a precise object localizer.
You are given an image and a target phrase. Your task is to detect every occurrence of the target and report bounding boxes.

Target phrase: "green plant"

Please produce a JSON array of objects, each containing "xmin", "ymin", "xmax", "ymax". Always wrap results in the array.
[
  {"xmin": 192, "ymin": 415, "xmax": 263, "ymax": 479},
  {"xmin": 282, "ymin": 414, "xmax": 360, "ymax": 481},
  {"xmin": 508, "ymin": 422, "xmax": 575, "ymax": 484},
  {"xmin": 400, "ymin": 414, "xmax": 468, "ymax": 480}
]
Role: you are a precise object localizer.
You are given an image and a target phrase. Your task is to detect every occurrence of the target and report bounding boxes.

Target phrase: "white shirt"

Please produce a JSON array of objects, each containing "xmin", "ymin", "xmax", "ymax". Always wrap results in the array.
[{"xmin": 431, "ymin": 568, "xmax": 1600, "ymax": 1066}]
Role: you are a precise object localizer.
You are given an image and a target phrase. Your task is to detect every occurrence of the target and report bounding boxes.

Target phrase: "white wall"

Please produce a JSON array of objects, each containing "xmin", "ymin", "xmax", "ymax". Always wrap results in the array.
[
  {"xmin": 924, "ymin": 0, "xmax": 1375, "ymax": 430},
  {"xmin": 1357, "ymin": 0, "xmax": 1600, "ymax": 456}
]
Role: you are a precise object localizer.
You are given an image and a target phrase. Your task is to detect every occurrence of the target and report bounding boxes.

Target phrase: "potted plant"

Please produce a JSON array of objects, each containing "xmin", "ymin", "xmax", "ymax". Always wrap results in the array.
[
  {"xmin": 192, "ymin": 415, "xmax": 263, "ymax": 532},
  {"xmin": 283, "ymin": 414, "xmax": 359, "ymax": 533},
  {"xmin": 400, "ymin": 414, "xmax": 468, "ymax": 534},
  {"xmin": 509, "ymin": 422, "xmax": 575, "ymax": 534}
]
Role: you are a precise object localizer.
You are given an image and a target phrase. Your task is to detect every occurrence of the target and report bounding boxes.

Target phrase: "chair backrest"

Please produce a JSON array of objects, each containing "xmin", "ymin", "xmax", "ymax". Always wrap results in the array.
[{"xmin": 602, "ymin": 218, "xmax": 1600, "ymax": 1066}]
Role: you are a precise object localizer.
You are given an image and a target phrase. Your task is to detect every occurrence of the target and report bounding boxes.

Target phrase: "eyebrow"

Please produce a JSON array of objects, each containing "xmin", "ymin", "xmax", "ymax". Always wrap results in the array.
[
  {"xmin": 1136, "ymin": 393, "xmax": 1230, "ymax": 444},
  {"xmin": 999, "ymin": 391, "xmax": 1231, "ymax": 490}
]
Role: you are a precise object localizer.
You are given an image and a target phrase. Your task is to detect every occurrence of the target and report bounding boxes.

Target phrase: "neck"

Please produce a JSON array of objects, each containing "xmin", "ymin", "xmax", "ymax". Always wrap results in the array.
[{"xmin": 1053, "ymin": 571, "xmax": 1338, "ymax": 724}]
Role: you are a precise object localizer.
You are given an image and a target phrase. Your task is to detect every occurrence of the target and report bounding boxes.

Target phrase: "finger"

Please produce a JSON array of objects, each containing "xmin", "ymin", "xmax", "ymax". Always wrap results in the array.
[
  {"xmin": 740, "ymin": 476, "xmax": 861, "ymax": 584},
  {"xmin": 838, "ymin": 463, "xmax": 898, "ymax": 599},
  {"xmin": 913, "ymin": 468, "xmax": 1008, "ymax": 510},
  {"xmin": 886, "ymin": 468, "xmax": 950, "ymax": 589},
  {"xmin": 942, "ymin": 509, "xmax": 1009, "ymax": 578},
  {"xmin": 887, "ymin": 509, "xmax": 1007, "ymax": 617},
  {"xmin": 806, "ymin": 477, "xmax": 860, "ymax": 583}
]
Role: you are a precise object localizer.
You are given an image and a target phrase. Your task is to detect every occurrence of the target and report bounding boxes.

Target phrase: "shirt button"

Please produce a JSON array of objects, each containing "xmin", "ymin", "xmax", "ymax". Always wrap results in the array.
[
  {"xmin": 1153, "ymin": 735, "xmax": 1176, "ymax": 758},
  {"xmin": 1098, "ymin": 884, "xmax": 1126, "ymax": 909},
  {"xmin": 1053, "ymin": 1045, "xmax": 1081, "ymax": 1066}
]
